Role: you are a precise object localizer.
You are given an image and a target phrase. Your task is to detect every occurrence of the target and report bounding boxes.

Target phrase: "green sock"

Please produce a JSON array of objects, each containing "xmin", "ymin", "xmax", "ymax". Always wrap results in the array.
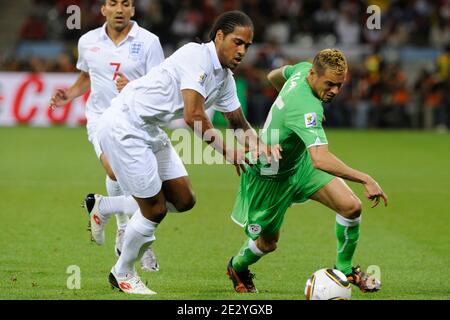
[
  {"xmin": 335, "ymin": 215, "xmax": 360, "ymax": 275},
  {"xmin": 232, "ymin": 239, "xmax": 265, "ymax": 273}
]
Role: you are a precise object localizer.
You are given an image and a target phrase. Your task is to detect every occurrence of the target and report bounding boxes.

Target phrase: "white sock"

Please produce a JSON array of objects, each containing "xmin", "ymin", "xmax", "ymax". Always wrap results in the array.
[
  {"xmin": 106, "ymin": 176, "xmax": 130, "ymax": 230},
  {"xmin": 335, "ymin": 213, "xmax": 361, "ymax": 227},
  {"xmin": 248, "ymin": 239, "xmax": 266, "ymax": 256},
  {"xmin": 99, "ymin": 195, "xmax": 139, "ymax": 218},
  {"xmin": 114, "ymin": 210, "xmax": 158, "ymax": 277}
]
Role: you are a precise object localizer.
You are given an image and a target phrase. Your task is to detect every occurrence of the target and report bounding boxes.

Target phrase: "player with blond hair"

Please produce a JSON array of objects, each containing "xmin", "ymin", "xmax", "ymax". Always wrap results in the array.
[{"xmin": 227, "ymin": 49, "xmax": 388, "ymax": 294}]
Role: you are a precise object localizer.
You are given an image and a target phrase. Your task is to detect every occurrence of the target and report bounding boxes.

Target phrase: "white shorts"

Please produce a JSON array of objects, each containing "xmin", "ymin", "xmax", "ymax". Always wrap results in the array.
[
  {"xmin": 86, "ymin": 111, "xmax": 103, "ymax": 159},
  {"xmin": 97, "ymin": 105, "xmax": 188, "ymax": 198}
]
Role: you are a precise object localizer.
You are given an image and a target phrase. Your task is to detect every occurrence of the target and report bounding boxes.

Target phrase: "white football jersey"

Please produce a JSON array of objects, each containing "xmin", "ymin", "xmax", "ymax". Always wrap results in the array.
[
  {"xmin": 76, "ymin": 21, "xmax": 164, "ymax": 119},
  {"xmin": 114, "ymin": 41, "xmax": 241, "ymax": 126}
]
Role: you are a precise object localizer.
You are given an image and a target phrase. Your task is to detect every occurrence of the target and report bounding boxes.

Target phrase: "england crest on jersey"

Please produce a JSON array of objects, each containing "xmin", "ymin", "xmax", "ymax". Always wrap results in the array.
[{"xmin": 129, "ymin": 41, "xmax": 143, "ymax": 60}]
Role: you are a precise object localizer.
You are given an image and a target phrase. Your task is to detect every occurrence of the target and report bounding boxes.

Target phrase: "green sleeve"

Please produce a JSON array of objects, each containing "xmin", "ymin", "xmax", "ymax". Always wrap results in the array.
[
  {"xmin": 285, "ymin": 106, "xmax": 328, "ymax": 147},
  {"xmin": 282, "ymin": 61, "xmax": 313, "ymax": 80},
  {"xmin": 282, "ymin": 65, "xmax": 296, "ymax": 79}
]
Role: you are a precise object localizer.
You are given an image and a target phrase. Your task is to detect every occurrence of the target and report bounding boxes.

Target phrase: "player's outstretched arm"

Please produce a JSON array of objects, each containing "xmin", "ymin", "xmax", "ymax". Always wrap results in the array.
[
  {"xmin": 308, "ymin": 144, "xmax": 388, "ymax": 208},
  {"xmin": 267, "ymin": 66, "xmax": 287, "ymax": 92},
  {"xmin": 49, "ymin": 71, "xmax": 90, "ymax": 109},
  {"xmin": 182, "ymin": 89, "xmax": 248, "ymax": 176}
]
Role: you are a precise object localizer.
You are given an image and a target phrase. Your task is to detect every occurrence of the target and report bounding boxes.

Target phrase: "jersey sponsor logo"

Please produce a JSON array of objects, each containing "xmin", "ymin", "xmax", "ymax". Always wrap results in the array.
[
  {"xmin": 89, "ymin": 46, "xmax": 100, "ymax": 53},
  {"xmin": 198, "ymin": 73, "xmax": 207, "ymax": 86},
  {"xmin": 129, "ymin": 41, "xmax": 143, "ymax": 60},
  {"xmin": 304, "ymin": 112, "xmax": 317, "ymax": 127},
  {"xmin": 248, "ymin": 224, "xmax": 262, "ymax": 235}
]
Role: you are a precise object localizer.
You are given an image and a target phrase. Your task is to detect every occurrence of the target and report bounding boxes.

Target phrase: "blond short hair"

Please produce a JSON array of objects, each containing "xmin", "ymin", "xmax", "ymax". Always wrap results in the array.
[{"xmin": 313, "ymin": 49, "xmax": 348, "ymax": 75}]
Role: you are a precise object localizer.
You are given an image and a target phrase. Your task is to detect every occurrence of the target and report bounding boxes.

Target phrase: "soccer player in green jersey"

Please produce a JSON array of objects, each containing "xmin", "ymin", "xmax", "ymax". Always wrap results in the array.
[{"xmin": 226, "ymin": 49, "xmax": 388, "ymax": 294}]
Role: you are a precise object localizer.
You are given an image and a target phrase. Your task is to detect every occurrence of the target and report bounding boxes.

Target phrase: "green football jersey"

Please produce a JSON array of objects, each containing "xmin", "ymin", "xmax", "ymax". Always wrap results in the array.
[{"xmin": 255, "ymin": 61, "xmax": 328, "ymax": 178}]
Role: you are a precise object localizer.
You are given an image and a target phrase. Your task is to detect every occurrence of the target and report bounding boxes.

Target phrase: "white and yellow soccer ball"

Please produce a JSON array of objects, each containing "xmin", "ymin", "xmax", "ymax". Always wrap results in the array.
[{"xmin": 305, "ymin": 268, "xmax": 352, "ymax": 300}]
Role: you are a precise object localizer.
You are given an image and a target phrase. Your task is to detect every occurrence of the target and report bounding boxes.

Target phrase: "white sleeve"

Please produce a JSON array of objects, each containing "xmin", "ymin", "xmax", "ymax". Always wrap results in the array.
[
  {"xmin": 178, "ymin": 51, "xmax": 208, "ymax": 98},
  {"xmin": 145, "ymin": 37, "xmax": 165, "ymax": 73},
  {"xmin": 76, "ymin": 37, "xmax": 89, "ymax": 72},
  {"xmin": 213, "ymin": 73, "xmax": 240, "ymax": 112}
]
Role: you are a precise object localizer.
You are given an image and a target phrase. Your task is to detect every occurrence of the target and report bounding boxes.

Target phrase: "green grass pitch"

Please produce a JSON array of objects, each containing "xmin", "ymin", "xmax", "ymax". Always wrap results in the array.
[{"xmin": 0, "ymin": 127, "xmax": 449, "ymax": 300}]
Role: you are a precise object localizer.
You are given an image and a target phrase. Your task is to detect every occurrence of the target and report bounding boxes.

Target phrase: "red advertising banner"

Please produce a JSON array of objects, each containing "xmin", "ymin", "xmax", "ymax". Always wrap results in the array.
[{"xmin": 0, "ymin": 72, "xmax": 88, "ymax": 127}]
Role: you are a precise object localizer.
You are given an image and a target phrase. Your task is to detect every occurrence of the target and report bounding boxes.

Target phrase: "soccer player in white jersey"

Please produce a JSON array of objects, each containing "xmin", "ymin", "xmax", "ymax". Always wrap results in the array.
[
  {"xmin": 49, "ymin": 0, "xmax": 163, "ymax": 271},
  {"xmin": 85, "ymin": 10, "xmax": 281, "ymax": 295}
]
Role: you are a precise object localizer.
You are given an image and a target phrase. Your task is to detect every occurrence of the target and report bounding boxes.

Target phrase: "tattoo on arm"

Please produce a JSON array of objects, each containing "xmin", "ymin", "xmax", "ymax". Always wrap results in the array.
[{"xmin": 223, "ymin": 109, "xmax": 251, "ymax": 131}]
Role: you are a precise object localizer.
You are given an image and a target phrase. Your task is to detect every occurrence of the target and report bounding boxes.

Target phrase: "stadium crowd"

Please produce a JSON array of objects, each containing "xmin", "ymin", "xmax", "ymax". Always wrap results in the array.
[{"xmin": 1, "ymin": 0, "xmax": 449, "ymax": 129}]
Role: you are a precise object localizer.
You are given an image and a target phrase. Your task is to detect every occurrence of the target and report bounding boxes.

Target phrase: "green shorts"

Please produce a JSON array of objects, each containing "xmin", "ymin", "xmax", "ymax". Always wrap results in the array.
[{"xmin": 231, "ymin": 155, "xmax": 334, "ymax": 240}]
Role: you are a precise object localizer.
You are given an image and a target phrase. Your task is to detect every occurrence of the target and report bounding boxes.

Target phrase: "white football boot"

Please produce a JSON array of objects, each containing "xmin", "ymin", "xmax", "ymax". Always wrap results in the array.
[
  {"xmin": 109, "ymin": 268, "xmax": 157, "ymax": 295},
  {"xmin": 140, "ymin": 247, "xmax": 160, "ymax": 272},
  {"xmin": 84, "ymin": 193, "xmax": 107, "ymax": 245},
  {"xmin": 114, "ymin": 229, "xmax": 125, "ymax": 257}
]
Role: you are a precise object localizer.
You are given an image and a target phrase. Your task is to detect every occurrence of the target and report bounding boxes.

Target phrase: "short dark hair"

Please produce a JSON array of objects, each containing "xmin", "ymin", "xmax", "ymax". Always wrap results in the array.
[{"xmin": 209, "ymin": 10, "xmax": 253, "ymax": 41}]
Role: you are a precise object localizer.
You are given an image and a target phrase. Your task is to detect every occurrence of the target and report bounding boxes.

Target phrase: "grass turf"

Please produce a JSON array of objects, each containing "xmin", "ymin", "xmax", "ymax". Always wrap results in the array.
[{"xmin": 0, "ymin": 127, "xmax": 449, "ymax": 300}]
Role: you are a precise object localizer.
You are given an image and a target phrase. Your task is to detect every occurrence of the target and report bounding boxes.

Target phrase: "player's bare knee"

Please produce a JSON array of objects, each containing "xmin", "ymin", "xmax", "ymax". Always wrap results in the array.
[
  {"xmin": 258, "ymin": 239, "xmax": 277, "ymax": 253},
  {"xmin": 175, "ymin": 195, "xmax": 196, "ymax": 212},
  {"xmin": 340, "ymin": 198, "xmax": 362, "ymax": 219},
  {"xmin": 263, "ymin": 241, "xmax": 277, "ymax": 253}
]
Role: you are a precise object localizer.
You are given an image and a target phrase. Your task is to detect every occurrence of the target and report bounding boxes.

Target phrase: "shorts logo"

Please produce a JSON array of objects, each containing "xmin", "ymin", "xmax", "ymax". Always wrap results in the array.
[
  {"xmin": 248, "ymin": 224, "xmax": 262, "ymax": 235},
  {"xmin": 304, "ymin": 112, "xmax": 317, "ymax": 128},
  {"xmin": 129, "ymin": 41, "xmax": 143, "ymax": 60}
]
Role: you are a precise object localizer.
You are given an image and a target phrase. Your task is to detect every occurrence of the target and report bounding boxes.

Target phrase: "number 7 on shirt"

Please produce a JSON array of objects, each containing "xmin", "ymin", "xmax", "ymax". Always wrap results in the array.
[{"xmin": 110, "ymin": 62, "xmax": 121, "ymax": 81}]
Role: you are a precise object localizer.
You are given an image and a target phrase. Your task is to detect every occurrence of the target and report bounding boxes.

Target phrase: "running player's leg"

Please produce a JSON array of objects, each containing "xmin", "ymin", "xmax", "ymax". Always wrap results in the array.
[
  {"xmin": 96, "ymin": 113, "xmax": 166, "ymax": 294},
  {"xmin": 310, "ymin": 177, "xmax": 362, "ymax": 276},
  {"xmin": 113, "ymin": 192, "xmax": 167, "ymax": 275},
  {"xmin": 94, "ymin": 143, "xmax": 193, "ymax": 216},
  {"xmin": 109, "ymin": 191, "xmax": 166, "ymax": 295},
  {"xmin": 162, "ymin": 177, "xmax": 196, "ymax": 212},
  {"xmin": 157, "ymin": 143, "xmax": 195, "ymax": 213},
  {"xmin": 309, "ymin": 177, "xmax": 380, "ymax": 292},
  {"xmin": 228, "ymin": 174, "xmax": 291, "ymax": 293},
  {"xmin": 227, "ymin": 232, "xmax": 280, "ymax": 293},
  {"xmin": 99, "ymin": 153, "xmax": 132, "ymax": 255}
]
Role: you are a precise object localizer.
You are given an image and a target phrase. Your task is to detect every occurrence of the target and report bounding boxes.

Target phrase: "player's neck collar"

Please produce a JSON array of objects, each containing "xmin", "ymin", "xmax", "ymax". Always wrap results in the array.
[
  {"xmin": 205, "ymin": 41, "xmax": 223, "ymax": 71},
  {"xmin": 100, "ymin": 20, "xmax": 139, "ymax": 42}
]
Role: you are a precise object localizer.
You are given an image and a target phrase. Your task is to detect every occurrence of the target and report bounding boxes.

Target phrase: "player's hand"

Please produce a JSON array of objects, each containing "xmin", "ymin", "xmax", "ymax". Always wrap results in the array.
[
  {"xmin": 116, "ymin": 72, "xmax": 129, "ymax": 92},
  {"xmin": 251, "ymin": 143, "xmax": 282, "ymax": 164},
  {"xmin": 225, "ymin": 147, "xmax": 250, "ymax": 176},
  {"xmin": 49, "ymin": 89, "xmax": 71, "ymax": 110},
  {"xmin": 363, "ymin": 177, "xmax": 388, "ymax": 208}
]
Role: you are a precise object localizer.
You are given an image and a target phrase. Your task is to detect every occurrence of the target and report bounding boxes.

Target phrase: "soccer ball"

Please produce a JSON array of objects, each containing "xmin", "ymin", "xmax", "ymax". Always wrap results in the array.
[{"xmin": 304, "ymin": 268, "xmax": 352, "ymax": 300}]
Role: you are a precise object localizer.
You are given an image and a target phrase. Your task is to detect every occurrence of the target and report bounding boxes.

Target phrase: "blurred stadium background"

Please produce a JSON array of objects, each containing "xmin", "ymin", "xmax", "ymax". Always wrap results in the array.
[{"xmin": 0, "ymin": 0, "xmax": 449, "ymax": 129}]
